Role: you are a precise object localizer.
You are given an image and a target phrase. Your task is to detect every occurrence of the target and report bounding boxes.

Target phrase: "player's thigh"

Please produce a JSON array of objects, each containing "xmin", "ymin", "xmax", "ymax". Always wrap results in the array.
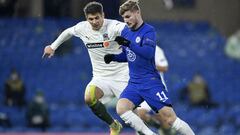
[
  {"xmin": 108, "ymin": 80, "xmax": 128, "ymax": 98},
  {"xmin": 85, "ymin": 78, "xmax": 113, "ymax": 104}
]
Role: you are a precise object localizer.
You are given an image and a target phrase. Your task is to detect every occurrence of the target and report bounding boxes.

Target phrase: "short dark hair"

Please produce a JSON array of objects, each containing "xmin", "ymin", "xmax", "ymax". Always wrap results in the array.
[
  {"xmin": 83, "ymin": 1, "xmax": 103, "ymax": 16},
  {"xmin": 119, "ymin": 0, "xmax": 140, "ymax": 15}
]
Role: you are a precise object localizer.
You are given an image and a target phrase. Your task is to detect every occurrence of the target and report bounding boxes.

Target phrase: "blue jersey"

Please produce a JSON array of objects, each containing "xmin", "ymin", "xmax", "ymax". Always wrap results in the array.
[
  {"xmin": 113, "ymin": 23, "xmax": 165, "ymax": 89},
  {"xmin": 112, "ymin": 23, "xmax": 171, "ymax": 111}
]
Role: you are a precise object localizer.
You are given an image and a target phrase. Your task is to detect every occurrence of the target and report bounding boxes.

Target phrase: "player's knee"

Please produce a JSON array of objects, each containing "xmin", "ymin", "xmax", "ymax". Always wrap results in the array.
[
  {"xmin": 84, "ymin": 85, "xmax": 98, "ymax": 106},
  {"xmin": 158, "ymin": 112, "xmax": 176, "ymax": 129},
  {"xmin": 116, "ymin": 98, "xmax": 134, "ymax": 115},
  {"xmin": 84, "ymin": 96, "xmax": 92, "ymax": 105},
  {"xmin": 157, "ymin": 106, "xmax": 177, "ymax": 128},
  {"xmin": 165, "ymin": 116, "xmax": 177, "ymax": 128},
  {"xmin": 116, "ymin": 106, "xmax": 126, "ymax": 115}
]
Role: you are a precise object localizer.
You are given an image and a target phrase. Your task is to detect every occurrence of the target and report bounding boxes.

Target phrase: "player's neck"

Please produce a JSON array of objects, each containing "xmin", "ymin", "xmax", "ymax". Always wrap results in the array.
[
  {"xmin": 132, "ymin": 20, "xmax": 144, "ymax": 31},
  {"xmin": 136, "ymin": 20, "xmax": 143, "ymax": 29},
  {"xmin": 133, "ymin": 18, "xmax": 143, "ymax": 30}
]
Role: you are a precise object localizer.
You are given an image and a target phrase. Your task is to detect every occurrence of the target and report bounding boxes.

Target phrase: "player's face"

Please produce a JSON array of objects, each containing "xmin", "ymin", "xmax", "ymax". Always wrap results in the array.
[
  {"xmin": 86, "ymin": 13, "xmax": 104, "ymax": 31},
  {"xmin": 121, "ymin": 10, "xmax": 139, "ymax": 30}
]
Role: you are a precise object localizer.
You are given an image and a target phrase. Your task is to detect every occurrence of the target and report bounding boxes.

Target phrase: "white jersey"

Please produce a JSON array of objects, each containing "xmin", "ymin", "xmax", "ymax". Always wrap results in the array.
[{"xmin": 50, "ymin": 19, "xmax": 129, "ymax": 81}]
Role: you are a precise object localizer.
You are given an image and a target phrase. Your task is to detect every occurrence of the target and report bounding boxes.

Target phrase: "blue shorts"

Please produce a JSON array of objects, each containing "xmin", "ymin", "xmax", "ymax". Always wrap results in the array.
[{"xmin": 120, "ymin": 83, "xmax": 172, "ymax": 113}]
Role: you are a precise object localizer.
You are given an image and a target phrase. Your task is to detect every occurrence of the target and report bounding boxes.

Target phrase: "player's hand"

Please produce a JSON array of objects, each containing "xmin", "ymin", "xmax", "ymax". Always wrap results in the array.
[
  {"xmin": 114, "ymin": 36, "xmax": 130, "ymax": 47},
  {"xmin": 42, "ymin": 45, "xmax": 55, "ymax": 59},
  {"xmin": 104, "ymin": 54, "xmax": 114, "ymax": 64}
]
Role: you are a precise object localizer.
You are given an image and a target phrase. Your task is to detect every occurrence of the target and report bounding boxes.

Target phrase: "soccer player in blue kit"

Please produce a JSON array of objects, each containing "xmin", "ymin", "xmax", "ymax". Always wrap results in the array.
[{"xmin": 104, "ymin": 0, "xmax": 195, "ymax": 135}]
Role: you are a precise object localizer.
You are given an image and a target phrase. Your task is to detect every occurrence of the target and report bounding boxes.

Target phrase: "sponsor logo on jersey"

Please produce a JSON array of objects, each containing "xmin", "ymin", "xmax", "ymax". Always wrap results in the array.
[
  {"xmin": 86, "ymin": 42, "xmax": 104, "ymax": 49},
  {"xmin": 126, "ymin": 48, "xmax": 136, "ymax": 62},
  {"xmin": 103, "ymin": 33, "xmax": 110, "ymax": 41},
  {"xmin": 135, "ymin": 36, "xmax": 141, "ymax": 43}
]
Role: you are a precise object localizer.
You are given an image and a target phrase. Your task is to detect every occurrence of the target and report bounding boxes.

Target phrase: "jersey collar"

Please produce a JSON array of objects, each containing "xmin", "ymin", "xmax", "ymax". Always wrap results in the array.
[{"xmin": 131, "ymin": 22, "xmax": 145, "ymax": 32}]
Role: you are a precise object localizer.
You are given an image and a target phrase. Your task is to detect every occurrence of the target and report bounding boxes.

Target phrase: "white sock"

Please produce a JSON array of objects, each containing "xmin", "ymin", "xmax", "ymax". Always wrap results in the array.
[
  {"xmin": 120, "ymin": 110, "xmax": 156, "ymax": 135},
  {"xmin": 172, "ymin": 117, "xmax": 195, "ymax": 135}
]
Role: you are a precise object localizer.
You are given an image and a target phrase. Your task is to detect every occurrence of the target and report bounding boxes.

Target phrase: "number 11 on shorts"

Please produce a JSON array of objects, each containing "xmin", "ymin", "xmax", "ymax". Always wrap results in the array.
[{"xmin": 156, "ymin": 91, "xmax": 168, "ymax": 102}]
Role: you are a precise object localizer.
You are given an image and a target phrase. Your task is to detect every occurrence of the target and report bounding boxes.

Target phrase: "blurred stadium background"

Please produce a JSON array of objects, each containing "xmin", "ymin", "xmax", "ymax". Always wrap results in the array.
[{"xmin": 0, "ymin": 0, "xmax": 240, "ymax": 135}]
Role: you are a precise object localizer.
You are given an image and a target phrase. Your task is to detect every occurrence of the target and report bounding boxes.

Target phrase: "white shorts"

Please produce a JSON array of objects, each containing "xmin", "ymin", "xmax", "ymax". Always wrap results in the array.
[
  {"xmin": 138, "ymin": 101, "xmax": 152, "ymax": 112},
  {"xmin": 86, "ymin": 77, "xmax": 128, "ymax": 104}
]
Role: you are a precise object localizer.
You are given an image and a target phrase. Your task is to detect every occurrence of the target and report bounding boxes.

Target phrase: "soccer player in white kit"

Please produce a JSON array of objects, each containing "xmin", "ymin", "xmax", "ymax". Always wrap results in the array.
[{"xmin": 42, "ymin": 2, "xmax": 154, "ymax": 135}]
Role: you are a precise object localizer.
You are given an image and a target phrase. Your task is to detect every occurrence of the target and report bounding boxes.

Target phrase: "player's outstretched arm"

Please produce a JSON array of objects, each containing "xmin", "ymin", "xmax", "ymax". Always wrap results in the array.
[{"xmin": 42, "ymin": 27, "xmax": 74, "ymax": 59}]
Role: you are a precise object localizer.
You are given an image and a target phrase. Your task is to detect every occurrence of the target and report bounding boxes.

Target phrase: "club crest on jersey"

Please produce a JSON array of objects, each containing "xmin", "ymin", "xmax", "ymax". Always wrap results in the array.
[
  {"xmin": 126, "ymin": 48, "xmax": 136, "ymax": 62},
  {"xmin": 135, "ymin": 36, "xmax": 141, "ymax": 43},
  {"xmin": 103, "ymin": 33, "xmax": 110, "ymax": 41}
]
